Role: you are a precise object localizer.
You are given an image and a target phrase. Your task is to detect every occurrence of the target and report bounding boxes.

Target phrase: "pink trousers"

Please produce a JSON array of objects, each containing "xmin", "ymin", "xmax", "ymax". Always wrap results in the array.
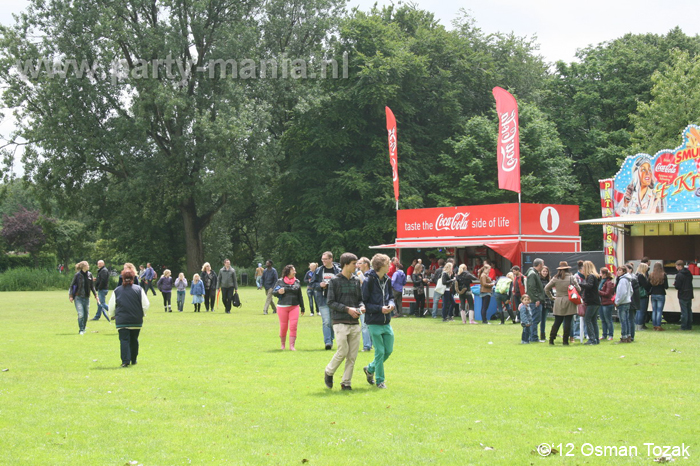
[{"xmin": 278, "ymin": 305, "xmax": 300, "ymax": 338}]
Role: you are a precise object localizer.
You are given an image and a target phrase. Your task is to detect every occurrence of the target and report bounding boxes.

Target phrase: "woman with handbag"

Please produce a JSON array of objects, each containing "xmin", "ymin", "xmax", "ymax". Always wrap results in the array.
[
  {"xmin": 544, "ymin": 261, "xmax": 581, "ymax": 345},
  {"xmin": 441, "ymin": 262, "xmax": 456, "ymax": 322},
  {"xmin": 579, "ymin": 261, "xmax": 601, "ymax": 345},
  {"xmin": 455, "ymin": 264, "xmax": 477, "ymax": 324}
]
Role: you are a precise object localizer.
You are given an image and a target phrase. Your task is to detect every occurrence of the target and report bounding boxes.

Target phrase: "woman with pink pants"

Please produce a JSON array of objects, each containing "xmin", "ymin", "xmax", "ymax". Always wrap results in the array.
[{"xmin": 273, "ymin": 265, "xmax": 306, "ymax": 350}]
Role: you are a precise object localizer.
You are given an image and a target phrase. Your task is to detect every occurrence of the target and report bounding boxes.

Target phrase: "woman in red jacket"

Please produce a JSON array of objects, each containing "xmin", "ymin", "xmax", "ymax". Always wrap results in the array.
[{"xmin": 598, "ymin": 267, "xmax": 616, "ymax": 341}]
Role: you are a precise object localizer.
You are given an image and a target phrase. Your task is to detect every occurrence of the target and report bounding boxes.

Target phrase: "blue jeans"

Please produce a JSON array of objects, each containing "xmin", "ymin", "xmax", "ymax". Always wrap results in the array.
[
  {"xmin": 584, "ymin": 304, "xmax": 600, "ymax": 343},
  {"xmin": 176, "ymin": 290, "xmax": 186, "ymax": 312},
  {"xmin": 307, "ymin": 288, "xmax": 316, "ymax": 314},
  {"xmin": 93, "ymin": 289, "xmax": 109, "ymax": 320},
  {"xmin": 600, "ymin": 304, "xmax": 614, "ymax": 338},
  {"xmin": 432, "ymin": 291, "xmax": 443, "ymax": 318},
  {"xmin": 679, "ymin": 299, "xmax": 693, "ymax": 330},
  {"xmin": 650, "ymin": 295, "xmax": 665, "ymax": 327},
  {"xmin": 316, "ymin": 291, "xmax": 334, "ymax": 346},
  {"xmin": 617, "ymin": 303, "xmax": 631, "ymax": 338},
  {"xmin": 360, "ymin": 313, "xmax": 372, "ymax": 350},
  {"xmin": 528, "ymin": 303, "xmax": 542, "ymax": 342},
  {"xmin": 570, "ymin": 315, "xmax": 581, "ymax": 338},
  {"xmin": 636, "ymin": 297, "xmax": 649, "ymax": 326},
  {"xmin": 256, "ymin": 276, "xmax": 262, "ymax": 289},
  {"xmin": 442, "ymin": 292, "xmax": 454, "ymax": 320},
  {"xmin": 74, "ymin": 296, "xmax": 90, "ymax": 332}
]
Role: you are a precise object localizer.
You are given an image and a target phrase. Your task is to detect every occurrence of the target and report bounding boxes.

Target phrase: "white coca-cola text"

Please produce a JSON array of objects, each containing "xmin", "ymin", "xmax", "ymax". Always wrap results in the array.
[
  {"xmin": 655, "ymin": 164, "xmax": 677, "ymax": 174},
  {"xmin": 435, "ymin": 212, "xmax": 470, "ymax": 231},
  {"xmin": 499, "ymin": 110, "xmax": 518, "ymax": 172}
]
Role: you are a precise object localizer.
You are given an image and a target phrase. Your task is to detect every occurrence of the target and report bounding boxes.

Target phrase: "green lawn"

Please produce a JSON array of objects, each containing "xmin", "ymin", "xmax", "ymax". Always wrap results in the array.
[{"xmin": 1, "ymin": 288, "xmax": 698, "ymax": 465}]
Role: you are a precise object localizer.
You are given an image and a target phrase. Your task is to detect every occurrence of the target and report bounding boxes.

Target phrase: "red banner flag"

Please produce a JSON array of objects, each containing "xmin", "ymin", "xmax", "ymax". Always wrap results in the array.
[
  {"xmin": 385, "ymin": 106, "xmax": 399, "ymax": 208},
  {"xmin": 492, "ymin": 87, "xmax": 521, "ymax": 193}
]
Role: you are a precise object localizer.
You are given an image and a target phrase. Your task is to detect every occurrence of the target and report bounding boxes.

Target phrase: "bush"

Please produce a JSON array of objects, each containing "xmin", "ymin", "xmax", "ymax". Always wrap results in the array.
[
  {"xmin": 0, "ymin": 267, "xmax": 73, "ymax": 291},
  {"xmin": 0, "ymin": 253, "xmax": 58, "ymax": 272}
]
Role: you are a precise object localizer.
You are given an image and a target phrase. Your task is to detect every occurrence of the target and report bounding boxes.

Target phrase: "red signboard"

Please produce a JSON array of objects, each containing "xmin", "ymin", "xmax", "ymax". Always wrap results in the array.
[
  {"xmin": 397, "ymin": 204, "xmax": 579, "ymax": 238},
  {"xmin": 492, "ymin": 87, "xmax": 521, "ymax": 193},
  {"xmin": 385, "ymin": 106, "xmax": 399, "ymax": 204}
]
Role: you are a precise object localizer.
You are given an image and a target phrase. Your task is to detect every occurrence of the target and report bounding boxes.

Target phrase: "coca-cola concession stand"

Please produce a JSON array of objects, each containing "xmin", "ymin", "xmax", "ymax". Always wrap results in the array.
[{"xmin": 371, "ymin": 203, "xmax": 581, "ymax": 312}]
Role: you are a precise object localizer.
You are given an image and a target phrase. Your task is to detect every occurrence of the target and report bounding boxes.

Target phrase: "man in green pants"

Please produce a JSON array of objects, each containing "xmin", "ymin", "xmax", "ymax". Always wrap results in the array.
[{"xmin": 361, "ymin": 253, "xmax": 396, "ymax": 389}]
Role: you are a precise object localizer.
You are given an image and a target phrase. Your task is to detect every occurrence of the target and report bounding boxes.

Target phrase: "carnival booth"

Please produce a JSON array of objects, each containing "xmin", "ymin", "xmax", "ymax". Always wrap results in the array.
[
  {"xmin": 577, "ymin": 124, "xmax": 700, "ymax": 318},
  {"xmin": 371, "ymin": 203, "xmax": 582, "ymax": 315}
]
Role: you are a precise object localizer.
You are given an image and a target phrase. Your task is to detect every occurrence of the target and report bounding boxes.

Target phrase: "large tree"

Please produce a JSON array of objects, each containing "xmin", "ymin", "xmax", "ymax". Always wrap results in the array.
[{"xmin": 0, "ymin": 0, "xmax": 341, "ymax": 273}]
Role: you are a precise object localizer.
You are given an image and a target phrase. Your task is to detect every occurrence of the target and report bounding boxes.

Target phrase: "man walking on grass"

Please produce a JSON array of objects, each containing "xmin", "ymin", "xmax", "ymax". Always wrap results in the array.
[
  {"xmin": 218, "ymin": 259, "xmax": 238, "ymax": 314},
  {"xmin": 262, "ymin": 260, "xmax": 278, "ymax": 315},
  {"xmin": 91, "ymin": 260, "xmax": 111, "ymax": 321},
  {"xmin": 311, "ymin": 251, "xmax": 342, "ymax": 349},
  {"xmin": 324, "ymin": 253, "xmax": 365, "ymax": 390},
  {"xmin": 142, "ymin": 263, "xmax": 157, "ymax": 296},
  {"xmin": 525, "ymin": 258, "xmax": 545, "ymax": 342}
]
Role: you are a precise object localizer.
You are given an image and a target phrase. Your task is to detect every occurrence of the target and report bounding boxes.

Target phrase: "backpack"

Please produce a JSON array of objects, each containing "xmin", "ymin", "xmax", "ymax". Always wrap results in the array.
[
  {"xmin": 629, "ymin": 275, "xmax": 641, "ymax": 311},
  {"xmin": 495, "ymin": 277, "xmax": 512, "ymax": 294}
]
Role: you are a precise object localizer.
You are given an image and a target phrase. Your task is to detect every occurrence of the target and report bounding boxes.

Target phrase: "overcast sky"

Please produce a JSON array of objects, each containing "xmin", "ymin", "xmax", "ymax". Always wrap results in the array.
[{"xmin": 2, "ymin": 0, "xmax": 699, "ymax": 174}]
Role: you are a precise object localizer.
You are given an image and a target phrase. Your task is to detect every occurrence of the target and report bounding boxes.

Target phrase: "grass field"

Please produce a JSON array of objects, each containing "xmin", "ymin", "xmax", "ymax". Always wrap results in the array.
[{"xmin": 1, "ymin": 288, "xmax": 699, "ymax": 465}]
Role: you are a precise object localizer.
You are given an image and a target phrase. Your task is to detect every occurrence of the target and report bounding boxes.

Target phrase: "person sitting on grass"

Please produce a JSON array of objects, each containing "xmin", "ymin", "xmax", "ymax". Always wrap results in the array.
[
  {"xmin": 324, "ymin": 253, "xmax": 365, "ymax": 391},
  {"xmin": 361, "ymin": 253, "xmax": 396, "ymax": 390},
  {"xmin": 519, "ymin": 294, "xmax": 532, "ymax": 344},
  {"xmin": 108, "ymin": 268, "xmax": 150, "ymax": 367}
]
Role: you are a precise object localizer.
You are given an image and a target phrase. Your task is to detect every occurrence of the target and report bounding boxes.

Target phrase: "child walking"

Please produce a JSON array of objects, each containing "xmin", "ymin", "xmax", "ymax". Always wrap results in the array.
[
  {"xmin": 190, "ymin": 273, "xmax": 205, "ymax": 312},
  {"xmin": 519, "ymin": 294, "xmax": 533, "ymax": 344},
  {"xmin": 157, "ymin": 269, "xmax": 174, "ymax": 312},
  {"xmin": 174, "ymin": 272, "xmax": 188, "ymax": 312}
]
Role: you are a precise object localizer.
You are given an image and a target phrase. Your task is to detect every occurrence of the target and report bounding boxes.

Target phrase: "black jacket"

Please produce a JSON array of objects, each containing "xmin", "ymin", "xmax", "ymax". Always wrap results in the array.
[
  {"xmin": 674, "ymin": 268, "xmax": 695, "ymax": 301},
  {"xmin": 580, "ymin": 274, "xmax": 601, "ymax": 306},
  {"xmin": 95, "ymin": 266, "xmax": 110, "ymax": 291},
  {"xmin": 69, "ymin": 271, "xmax": 96, "ymax": 299},
  {"xmin": 362, "ymin": 269, "xmax": 394, "ymax": 326},
  {"xmin": 273, "ymin": 278, "xmax": 305, "ymax": 311}
]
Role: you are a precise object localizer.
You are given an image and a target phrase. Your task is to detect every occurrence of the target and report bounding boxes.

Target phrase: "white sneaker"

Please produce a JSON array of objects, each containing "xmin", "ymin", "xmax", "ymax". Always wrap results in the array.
[
  {"xmin": 377, "ymin": 382, "xmax": 387, "ymax": 389},
  {"xmin": 79, "ymin": 331, "xmax": 85, "ymax": 335}
]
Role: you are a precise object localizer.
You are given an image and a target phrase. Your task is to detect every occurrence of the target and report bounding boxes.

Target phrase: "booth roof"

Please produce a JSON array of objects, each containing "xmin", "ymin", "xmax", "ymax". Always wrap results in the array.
[
  {"xmin": 369, "ymin": 239, "xmax": 522, "ymax": 266},
  {"xmin": 576, "ymin": 212, "xmax": 700, "ymax": 225}
]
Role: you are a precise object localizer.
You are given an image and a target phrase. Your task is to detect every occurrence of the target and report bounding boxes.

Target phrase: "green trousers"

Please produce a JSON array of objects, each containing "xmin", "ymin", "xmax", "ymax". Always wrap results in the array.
[{"xmin": 367, "ymin": 324, "xmax": 394, "ymax": 384}]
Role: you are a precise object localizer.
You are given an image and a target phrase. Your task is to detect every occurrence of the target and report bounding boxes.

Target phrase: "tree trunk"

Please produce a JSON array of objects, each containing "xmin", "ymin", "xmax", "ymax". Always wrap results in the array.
[{"xmin": 181, "ymin": 202, "xmax": 205, "ymax": 276}]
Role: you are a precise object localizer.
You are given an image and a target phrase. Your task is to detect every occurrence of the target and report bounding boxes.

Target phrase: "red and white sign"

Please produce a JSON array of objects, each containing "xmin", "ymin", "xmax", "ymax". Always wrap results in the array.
[
  {"xmin": 654, "ymin": 151, "xmax": 679, "ymax": 185},
  {"xmin": 492, "ymin": 87, "xmax": 521, "ymax": 193},
  {"xmin": 385, "ymin": 106, "xmax": 399, "ymax": 204},
  {"xmin": 397, "ymin": 204, "xmax": 578, "ymax": 238}
]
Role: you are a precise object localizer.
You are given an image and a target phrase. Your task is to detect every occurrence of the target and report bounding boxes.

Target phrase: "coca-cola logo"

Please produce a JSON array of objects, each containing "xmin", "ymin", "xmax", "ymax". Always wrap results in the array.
[
  {"xmin": 654, "ymin": 152, "xmax": 678, "ymax": 185},
  {"xmin": 387, "ymin": 128, "xmax": 398, "ymax": 182},
  {"xmin": 499, "ymin": 110, "xmax": 518, "ymax": 172},
  {"xmin": 435, "ymin": 212, "xmax": 470, "ymax": 231}
]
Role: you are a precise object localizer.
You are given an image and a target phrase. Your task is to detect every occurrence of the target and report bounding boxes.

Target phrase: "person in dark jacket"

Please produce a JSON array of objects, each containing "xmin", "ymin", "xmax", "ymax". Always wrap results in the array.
[
  {"xmin": 412, "ymin": 263, "xmax": 430, "ymax": 318},
  {"xmin": 117, "ymin": 263, "xmax": 139, "ymax": 287},
  {"xmin": 218, "ymin": 259, "xmax": 238, "ymax": 314},
  {"xmin": 441, "ymin": 262, "xmax": 456, "ymax": 322},
  {"xmin": 304, "ymin": 262, "xmax": 318, "ymax": 316},
  {"xmin": 91, "ymin": 260, "xmax": 111, "ymax": 321},
  {"xmin": 310, "ymin": 252, "xmax": 342, "ymax": 349},
  {"xmin": 674, "ymin": 260, "xmax": 694, "ymax": 330},
  {"xmin": 262, "ymin": 260, "xmax": 278, "ymax": 315},
  {"xmin": 108, "ymin": 268, "xmax": 150, "ymax": 367},
  {"xmin": 579, "ymin": 261, "xmax": 601, "ymax": 345},
  {"xmin": 635, "ymin": 262, "xmax": 651, "ymax": 330},
  {"xmin": 430, "ymin": 259, "xmax": 445, "ymax": 318},
  {"xmin": 598, "ymin": 267, "xmax": 616, "ymax": 340},
  {"xmin": 69, "ymin": 261, "xmax": 98, "ymax": 335},
  {"xmin": 157, "ymin": 269, "xmax": 174, "ymax": 312},
  {"xmin": 201, "ymin": 262, "xmax": 217, "ymax": 312},
  {"xmin": 361, "ymin": 253, "xmax": 395, "ymax": 390},
  {"xmin": 324, "ymin": 253, "xmax": 365, "ymax": 390},
  {"xmin": 455, "ymin": 264, "xmax": 477, "ymax": 324},
  {"xmin": 273, "ymin": 265, "xmax": 305, "ymax": 351}
]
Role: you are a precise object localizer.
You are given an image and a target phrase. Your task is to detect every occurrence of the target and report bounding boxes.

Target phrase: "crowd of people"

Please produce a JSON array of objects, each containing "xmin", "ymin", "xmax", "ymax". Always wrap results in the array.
[{"xmin": 68, "ymin": 253, "xmax": 695, "ymax": 379}]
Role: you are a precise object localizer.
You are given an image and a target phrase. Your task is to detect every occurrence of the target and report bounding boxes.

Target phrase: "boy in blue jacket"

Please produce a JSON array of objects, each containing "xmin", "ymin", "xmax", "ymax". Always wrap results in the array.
[{"xmin": 361, "ymin": 254, "xmax": 396, "ymax": 389}]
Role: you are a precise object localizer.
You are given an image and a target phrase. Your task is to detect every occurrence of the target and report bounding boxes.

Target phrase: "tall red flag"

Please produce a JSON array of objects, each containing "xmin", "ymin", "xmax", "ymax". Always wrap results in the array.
[
  {"xmin": 492, "ymin": 87, "xmax": 521, "ymax": 193},
  {"xmin": 385, "ymin": 106, "xmax": 399, "ymax": 208}
]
